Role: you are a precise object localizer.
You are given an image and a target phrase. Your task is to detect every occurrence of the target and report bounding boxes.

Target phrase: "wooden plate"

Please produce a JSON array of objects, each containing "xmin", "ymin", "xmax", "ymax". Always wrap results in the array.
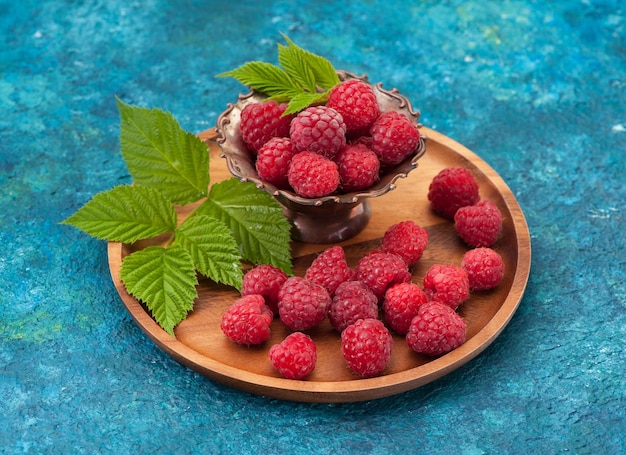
[{"xmin": 107, "ymin": 127, "xmax": 531, "ymax": 403}]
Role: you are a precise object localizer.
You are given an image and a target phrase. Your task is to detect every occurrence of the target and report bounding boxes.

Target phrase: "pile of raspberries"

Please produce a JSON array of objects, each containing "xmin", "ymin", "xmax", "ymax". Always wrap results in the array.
[
  {"xmin": 220, "ymin": 166, "xmax": 506, "ymax": 380},
  {"xmin": 239, "ymin": 78, "xmax": 421, "ymax": 198}
]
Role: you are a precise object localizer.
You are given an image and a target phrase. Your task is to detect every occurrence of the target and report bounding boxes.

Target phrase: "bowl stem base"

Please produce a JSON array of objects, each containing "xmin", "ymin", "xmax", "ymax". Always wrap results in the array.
[{"xmin": 286, "ymin": 200, "xmax": 371, "ymax": 244}]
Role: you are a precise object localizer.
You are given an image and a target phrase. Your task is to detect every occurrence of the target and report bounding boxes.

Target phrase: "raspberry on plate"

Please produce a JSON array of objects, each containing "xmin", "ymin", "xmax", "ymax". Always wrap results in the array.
[
  {"xmin": 287, "ymin": 151, "xmax": 340, "ymax": 198},
  {"xmin": 370, "ymin": 111, "xmax": 420, "ymax": 166},
  {"xmin": 289, "ymin": 105, "xmax": 347, "ymax": 158},
  {"xmin": 277, "ymin": 277, "xmax": 331, "ymax": 331},
  {"xmin": 356, "ymin": 251, "xmax": 412, "ymax": 301},
  {"xmin": 406, "ymin": 301, "xmax": 467, "ymax": 356},
  {"xmin": 304, "ymin": 245, "xmax": 356, "ymax": 296},
  {"xmin": 328, "ymin": 280, "xmax": 379, "ymax": 332},
  {"xmin": 341, "ymin": 318, "xmax": 394, "ymax": 378},
  {"xmin": 382, "ymin": 282, "xmax": 429, "ymax": 334},
  {"xmin": 220, "ymin": 295, "xmax": 273, "ymax": 346},
  {"xmin": 454, "ymin": 199, "xmax": 503, "ymax": 247},
  {"xmin": 326, "ymin": 79, "xmax": 380, "ymax": 137},
  {"xmin": 239, "ymin": 100, "xmax": 292, "ymax": 154},
  {"xmin": 380, "ymin": 220, "xmax": 429, "ymax": 267},
  {"xmin": 427, "ymin": 167, "xmax": 480, "ymax": 220},
  {"xmin": 461, "ymin": 247, "xmax": 505, "ymax": 290},
  {"xmin": 268, "ymin": 332, "xmax": 317, "ymax": 380},
  {"xmin": 422, "ymin": 264, "xmax": 470, "ymax": 310},
  {"xmin": 241, "ymin": 264, "xmax": 288, "ymax": 314},
  {"xmin": 334, "ymin": 143, "xmax": 380, "ymax": 192},
  {"xmin": 255, "ymin": 137, "xmax": 298, "ymax": 189}
]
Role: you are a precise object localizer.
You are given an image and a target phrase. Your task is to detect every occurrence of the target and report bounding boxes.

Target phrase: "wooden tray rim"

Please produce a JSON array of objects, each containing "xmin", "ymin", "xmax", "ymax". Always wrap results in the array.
[{"xmin": 107, "ymin": 127, "xmax": 531, "ymax": 403}]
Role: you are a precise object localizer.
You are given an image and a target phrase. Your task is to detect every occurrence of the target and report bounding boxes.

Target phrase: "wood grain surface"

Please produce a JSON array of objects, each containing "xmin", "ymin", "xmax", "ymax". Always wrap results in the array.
[{"xmin": 107, "ymin": 127, "xmax": 531, "ymax": 403}]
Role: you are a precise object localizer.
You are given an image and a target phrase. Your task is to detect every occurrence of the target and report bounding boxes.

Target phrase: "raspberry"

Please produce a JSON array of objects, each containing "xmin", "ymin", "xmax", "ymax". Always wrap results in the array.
[
  {"xmin": 427, "ymin": 167, "xmax": 480, "ymax": 220},
  {"xmin": 382, "ymin": 282, "xmax": 429, "ymax": 334},
  {"xmin": 220, "ymin": 295, "xmax": 273, "ymax": 345},
  {"xmin": 289, "ymin": 106, "xmax": 346, "ymax": 158},
  {"xmin": 241, "ymin": 264, "xmax": 288, "ymax": 314},
  {"xmin": 277, "ymin": 277, "xmax": 331, "ymax": 331},
  {"xmin": 255, "ymin": 137, "xmax": 298, "ymax": 189},
  {"xmin": 406, "ymin": 301, "xmax": 466, "ymax": 356},
  {"xmin": 304, "ymin": 246, "xmax": 356, "ymax": 296},
  {"xmin": 239, "ymin": 100, "xmax": 292, "ymax": 154},
  {"xmin": 380, "ymin": 220, "xmax": 429, "ymax": 267},
  {"xmin": 287, "ymin": 151, "xmax": 340, "ymax": 198},
  {"xmin": 327, "ymin": 280, "xmax": 379, "ymax": 332},
  {"xmin": 461, "ymin": 247, "xmax": 505, "ymax": 290},
  {"xmin": 454, "ymin": 199, "xmax": 503, "ymax": 247},
  {"xmin": 356, "ymin": 251, "xmax": 412, "ymax": 301},
  {"xmin": 268, "ymin": 332, "xmax": 317, "ymax": 380},
  {"xmin": 370, "ymin": 111, "xmax": 420, "ymax": 166},
  {"xmin": 422, "ymin": 264, "xmax": 470, "ymax": 310},
  {"xmin": 341, "ymin": 318, "xmax": 394, "ymax": 378},
  {"xmin": 326, "ymin": 79, "xmax": 380, "ymax": 136},
  {"xmin": 334, "ymin": 143, "xmax": 380, "ymax": 192}
]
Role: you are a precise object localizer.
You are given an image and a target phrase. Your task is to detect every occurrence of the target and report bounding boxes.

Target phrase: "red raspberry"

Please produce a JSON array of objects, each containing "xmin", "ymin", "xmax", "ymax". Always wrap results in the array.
[
  {"xmin": 239, "ymin": 101, "xmax": 292, "ymax": 154},
  {"xmin": 341, "ymin": 318, "xmax": 394, "ymax": 378},
  {"xmin": 356, "ymin": 251, "xmax": 411, "ymax": 301},
  {"xmin": 422, "ymin": 264, "xmax": 470, "ymax": 310},
  {"xmin": 255, "ymin": 137, "xmax": 298, "ymax": 189},
  {"xmin": 327, "ymin": 280, "xmax": 379, "ymax": 332},
  {"xmin": 326, "ymin": 79, "xmax": 380, "ymax": 136},
  {"xmin": 427, "ymin": 167, "xmax": 480, "ymax": 220},
  {"xmin": 406, "ymin": 301, "xmax": 466, "ymax": 356},
  {"xmin": 382, "ymin": 282, "xmax": 429, "ymax": 334},
  {"xmin": 277, "ymin": 277, "xmax": 331, "ymax": 331},
  {"xmin": 268, "ymin": 332, "xmax": 317, "ymax": 380},
  {"xmin": 380, "ymin": 220, "xmax": 429, "ymax": 267},
  {"xmin": 454, "ymin": 199, "xmax": 503, "ymax": 247},
  {"xmin": 334, "ymin": 143, "xmax": 380, "ymax": 192},
  {"xmin": 241, "ymin": 264, "xmax": 288, "ymax": 314},
  {"xmin": 370, "ymin": 111, "xmax": 420, "ymax": 166},
  {"xmin": 287, "ymin": 151, "xmax": 340, "ymax": 198},
  {"xmin": 304, "ymin": 246, "xmax": 356, "ymax": 296},
  {"xmin": 289, "ymin": 106, "xmax": 346, "ymax": 158},
  {"xmin": 461, "ymin": 247, "xmax": 505, "ymax": 290},
  {"xmin": 220, "ymin": 295, "xmax": 273, "ymax": 345}
]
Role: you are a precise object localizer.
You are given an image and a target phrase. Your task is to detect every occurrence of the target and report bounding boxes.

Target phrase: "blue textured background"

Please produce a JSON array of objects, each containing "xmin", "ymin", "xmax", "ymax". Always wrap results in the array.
[{"xmin": 2, "ymin": 1, "xmax": 625, "ymax": 453}]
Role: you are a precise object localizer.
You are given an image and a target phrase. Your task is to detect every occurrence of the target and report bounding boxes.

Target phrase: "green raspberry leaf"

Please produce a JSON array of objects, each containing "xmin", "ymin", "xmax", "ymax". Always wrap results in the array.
[
  {"xmin": 60, "ymin": 185, "xmax": 177, "ymax": 243},
  {"xmin": 120, "ymin": 245, "xmax": 198, "ymax": 336},
  {"xmin": 116, "ymin": 98, "xmax": 210, "ymax": 205},
  {"xmin": 175, "ymin": 215, "xmax": 243, "ymax": 290},
  {"xmin": 279, "ymin": 34, "xmax": 340, "ymax": 90},
  {"xmin": 283, "ymin": 92, "xmax": 330, "ymax": 116},
  {"xmin": 218, "ymin": 35, "xmax": 339, "ymax": 113},
  {"xmin": 217, "ymin": 61, "xmax": 302, "ymax": 101},
  {"xmin": 195, "ymin": 178, "xmax": 293, "ymax": 275},
  {"xmin": 278, "ymin": 43, "xmax": 317, "ymax": 93}
]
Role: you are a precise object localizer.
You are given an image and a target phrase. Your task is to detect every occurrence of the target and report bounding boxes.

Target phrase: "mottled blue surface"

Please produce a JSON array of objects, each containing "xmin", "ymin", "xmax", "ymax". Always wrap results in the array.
[{"xmin": 2, "ymin": 1, "xmax": 625, "ymax": 453}]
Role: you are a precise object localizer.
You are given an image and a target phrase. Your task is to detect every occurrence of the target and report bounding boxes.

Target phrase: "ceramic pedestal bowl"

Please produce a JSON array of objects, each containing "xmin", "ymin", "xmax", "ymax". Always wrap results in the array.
[{"xmin": 216, "ymin": 70, "xmax": 427, "ymax": 244}]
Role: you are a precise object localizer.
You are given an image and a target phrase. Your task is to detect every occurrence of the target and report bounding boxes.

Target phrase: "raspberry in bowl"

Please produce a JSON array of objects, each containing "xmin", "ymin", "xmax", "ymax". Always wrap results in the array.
[{"xmin": 216, "ymin": 70, "xmax": 427, "ymax": 244}]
